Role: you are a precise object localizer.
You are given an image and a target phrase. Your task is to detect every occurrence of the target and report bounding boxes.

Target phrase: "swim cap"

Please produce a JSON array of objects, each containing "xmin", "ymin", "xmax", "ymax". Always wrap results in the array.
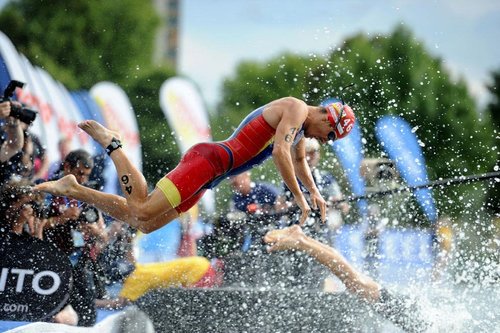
[{"xmin": 325, "ymin": 102, "xmax": 355, "ymax": 140}]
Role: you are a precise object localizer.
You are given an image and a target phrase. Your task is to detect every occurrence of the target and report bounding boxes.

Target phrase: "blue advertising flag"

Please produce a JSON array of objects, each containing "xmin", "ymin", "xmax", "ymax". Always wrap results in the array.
[
  {"xmin": 70, "ymin": 90, "xmax": 121, "ymax": 195},
  {"xmin": 323, "ymin": 98, "xmax": 368, "ymax": 217},
  {"xmin": 71, "ymin": 91, "xmax": 104, "ymax": 123},
  {"xmin": 0, "ymin": 55, "xmax": 11, "ymax": 89},
  {"xmin": 70, "ymin": 91, "xmax": 106, "ymax": 151},
  {"xmin": 375, "ymin": 116, "xmax": 438, "ymax": 223}
]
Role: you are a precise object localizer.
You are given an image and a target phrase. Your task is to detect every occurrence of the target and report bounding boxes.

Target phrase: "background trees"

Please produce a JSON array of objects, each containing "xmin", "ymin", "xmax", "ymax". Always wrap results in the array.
[
  {"xmin": 0, "ymin": 0, "xmax": 159, "ymax": 89},
  {"xmin": 0, "ymin": 0, "xmax": 179, "ymax": 184},
  {"xmin": 217, "ymin": 26, "xmax": 496, "ymax": 219},
  {"xmin": 484, "ymin": 69, "xmax": 500, "ymax": 215}
]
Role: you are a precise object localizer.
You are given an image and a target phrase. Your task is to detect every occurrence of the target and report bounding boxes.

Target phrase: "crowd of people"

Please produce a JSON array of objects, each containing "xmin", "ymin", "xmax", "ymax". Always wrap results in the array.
[
  {"xmin": 0, "ymin": 97, "xmax": 438, "ymax": 331},
  {"xmin": 0, "ymin": 101, "xmax": 126, "ymax": 325}
]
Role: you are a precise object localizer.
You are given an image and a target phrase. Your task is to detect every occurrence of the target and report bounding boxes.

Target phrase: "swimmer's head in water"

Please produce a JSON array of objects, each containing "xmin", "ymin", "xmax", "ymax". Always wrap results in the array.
[{"xmin": 325, "ymin": 101, "xmax": 355, "ymax": 141}]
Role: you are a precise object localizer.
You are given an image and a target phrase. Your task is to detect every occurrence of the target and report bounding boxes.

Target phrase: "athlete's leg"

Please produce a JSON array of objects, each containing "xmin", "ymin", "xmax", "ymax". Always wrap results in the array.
[
  {"xmin": 264, "ymin": 225, "xmax": 381, "ymax": 302},
  {"xmin": 34, "ymin": 174, "xmax": 178, "ymax": 232},
  {"xmin": 37, "ymin": 122, "xmax": 225, "ymax": 231},
  {"xmin": 78, "ymin": 120, "xmax": 172, "ymax": 221}
]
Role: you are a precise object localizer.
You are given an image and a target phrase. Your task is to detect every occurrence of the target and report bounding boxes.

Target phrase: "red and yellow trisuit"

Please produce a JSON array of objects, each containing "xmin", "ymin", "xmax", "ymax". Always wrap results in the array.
[
  {"xmin": 156, "ymin": 100, "xmax": 355, "ymax": 214},
  {"xmin": 156, "ymin": 104, "xmax": 301, "ymax": 213}
]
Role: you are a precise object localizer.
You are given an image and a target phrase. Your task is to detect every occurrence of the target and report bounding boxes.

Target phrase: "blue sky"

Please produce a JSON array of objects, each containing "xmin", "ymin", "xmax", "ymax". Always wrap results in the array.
[{"xmin": 179, "ymin": 0, "xmax": 500, "ymax": 109}]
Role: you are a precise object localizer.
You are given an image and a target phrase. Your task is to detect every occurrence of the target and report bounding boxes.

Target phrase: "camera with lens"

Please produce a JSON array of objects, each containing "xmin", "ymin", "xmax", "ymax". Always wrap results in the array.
[
  {"xmin": 1, "ymin": 80, "xmax": 38, "ymax": 125},
  {"xmin": 79, "ymin": 204, "xmax": 100, "ymax": 224}
]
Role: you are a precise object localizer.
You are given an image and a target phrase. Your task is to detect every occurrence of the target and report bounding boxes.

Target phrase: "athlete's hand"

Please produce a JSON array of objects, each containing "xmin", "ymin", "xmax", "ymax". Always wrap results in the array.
[
  {"xmin": 309, "ymin": 189, "xmax": 327, "ymax": 222},
  {"xmin": 295, "ymin": 194, "xmax": 311, "ymax": 225}
]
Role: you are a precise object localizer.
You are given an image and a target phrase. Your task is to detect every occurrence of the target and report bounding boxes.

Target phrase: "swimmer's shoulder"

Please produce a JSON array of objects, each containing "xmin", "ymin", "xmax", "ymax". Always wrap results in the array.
[{"xmin": 262, "ymin": 97, "xmax": 307, "ymax": 127}]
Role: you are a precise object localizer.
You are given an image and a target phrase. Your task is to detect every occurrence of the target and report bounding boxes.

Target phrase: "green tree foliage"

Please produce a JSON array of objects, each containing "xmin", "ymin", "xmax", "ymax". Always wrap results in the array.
[
  {"xmin": 219, "ymin": 25, "xmax": 496, "ymax": 219},
  {"xmin": 484, "ymin": 69, "xmax": 500, "ymax": 214},
  {"xmin": 318, "ymin": 27, "xmax": 494, "ymax": 180},
  {"xmin": 0, "ymin": 0, "xmax": 179, "ymax": 184},
  {"xmin": 0, "ymin": 0, "xmax": 159, "ymax": 89}
]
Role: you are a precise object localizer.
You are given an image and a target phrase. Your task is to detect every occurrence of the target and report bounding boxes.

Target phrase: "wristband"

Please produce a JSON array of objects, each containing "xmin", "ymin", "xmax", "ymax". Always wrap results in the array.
[{"xmin": 106, "ymin": 137, "xmax": 123, "ymax": 156}]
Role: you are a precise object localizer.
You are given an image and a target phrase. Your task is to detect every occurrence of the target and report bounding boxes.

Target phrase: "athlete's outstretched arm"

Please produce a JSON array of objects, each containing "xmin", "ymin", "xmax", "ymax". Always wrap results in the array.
[
  {"xmin": 269, "ymin": 98, "xmax": 311, "ymax": 225},
  {"xmin": 291, "ymin": 138, "xmax": 326, "ymax": 222},
  {"xmin": 264, "ymin": 225, "xmax": 381, "ymax": 302}
]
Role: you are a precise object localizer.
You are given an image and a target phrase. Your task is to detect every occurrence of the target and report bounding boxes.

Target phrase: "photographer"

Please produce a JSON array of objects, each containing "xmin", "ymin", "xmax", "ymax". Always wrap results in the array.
[
  {"xmin": 41, "ymin": 149, "xmax": 104, "ymax": 326},
  {"xmin": 0, "ymin": 101, "xmax": 24, "ymax": 187},
  {"xmin": 4, "ymin": 126, "xmax": 47, "ymax": 182},
  {"xmin": 1, "ymin": 81, "xmax": 38, "ymax": 186},
  {"xmin": 18, "ymin": 121, "xmax": 50, "ymax": 181},
  {"xmin": 0, "ymin": 179, "xmax": 79, "ymax": 325},
  {"xmin": 43, "ymin": 150, "xmax": 94, "ymax": 252},
  {"xmin": 0, "ymin": 178, "xmax": 47, "ymax": 239}
]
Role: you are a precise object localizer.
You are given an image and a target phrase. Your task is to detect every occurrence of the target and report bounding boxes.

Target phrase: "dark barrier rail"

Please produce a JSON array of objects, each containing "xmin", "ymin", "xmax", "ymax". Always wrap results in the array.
[{"xmin": 333, "ymin": 171, "xmax": 500, "ymax": 203}]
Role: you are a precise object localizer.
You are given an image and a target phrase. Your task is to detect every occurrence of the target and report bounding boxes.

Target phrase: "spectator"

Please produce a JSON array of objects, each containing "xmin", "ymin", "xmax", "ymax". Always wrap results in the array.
[
  {"xmin": 228, "ymin": 171, "xmax": 280, "ymax": 252},
  {"xmin": 230, "ymin": 171, "xmax": 280, "ymax": 215},
  {"xmin": 6, "ymin": 123, "xmax": 49, "ymax": 182},
  {"xmin": 362, "ymin": 203, "xmax": 388, "ymax": 280},
  {"xmin": 48, "ymin": 135, "xmax": 72, "ymax": 180},
  {"xmin": 97, "ymin": 220, "xmax": 136, "ymax": 286},
  {"xmin": 0, "ymin": 101, "xmax": 24, "ymax": 187},
  {"xmin": 0, "ymin": 179, "xmax": 78, "ymax": 325},
  {"xmin": 42, "ymin": 150, "xmax": 94, "ymax": 254},
  {"xmin": 177, "ymin": 206, "xmax": 202, "ymax": 257},
  {"xmin": 0, "ymin": 101, "xmax": 48, "ymax": 183},
  {"xmin": 6, "ymin": 129, "xmax": 38, "ymax": 181},
  {"xmin": 431, "ymin": 216, "xmax": 454, "ymax": 281},
  {"xmin": 0, "ymin": 178, "xmax": 46, "ymax": 239},
  {"xmin": 21, "ymin": 122, "xmax": 49, "ymax": 181},
  {"xmin": 41, "ymin": 149, "xmax": 102, "ymax": 326}
]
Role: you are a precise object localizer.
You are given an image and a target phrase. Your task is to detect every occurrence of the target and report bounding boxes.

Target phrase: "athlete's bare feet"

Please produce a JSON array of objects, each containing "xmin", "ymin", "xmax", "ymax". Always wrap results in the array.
[
  {"xmin": 34, "ymin": 175, "xmax": 79, "ymax": 197},
  {"xmin": 264, "ymin": 225, "xmax": 306, "ymax": 252},
  {"xmin": 78, "ymin": 120, "xmax": 121, "ymax": 148}
]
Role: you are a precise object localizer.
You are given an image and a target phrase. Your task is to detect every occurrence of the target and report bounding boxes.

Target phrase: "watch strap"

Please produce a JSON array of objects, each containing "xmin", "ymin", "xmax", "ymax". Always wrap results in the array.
[{"xmin": 105, "ymin": 137, "xmax": 123, "ymax": 156}]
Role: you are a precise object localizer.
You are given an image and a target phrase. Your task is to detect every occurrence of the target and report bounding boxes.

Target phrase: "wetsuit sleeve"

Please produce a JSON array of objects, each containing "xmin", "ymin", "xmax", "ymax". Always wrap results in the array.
[{"xmin": 373, "ymin": 288, "xmax": 430, "ymax": 333}]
